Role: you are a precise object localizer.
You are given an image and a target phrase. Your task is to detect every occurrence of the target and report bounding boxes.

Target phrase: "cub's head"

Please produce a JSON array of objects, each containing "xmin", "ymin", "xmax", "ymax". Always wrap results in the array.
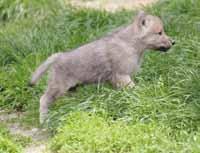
[{"xmin": 134, "ymin": 11, "xmax": 175, "ymax": 52}]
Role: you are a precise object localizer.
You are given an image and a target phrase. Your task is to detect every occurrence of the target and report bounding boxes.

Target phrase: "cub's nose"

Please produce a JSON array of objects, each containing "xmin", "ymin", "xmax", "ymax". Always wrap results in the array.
[{"xmin": 171, "ymin": 40, "xmax": 175, "ymax": 45}]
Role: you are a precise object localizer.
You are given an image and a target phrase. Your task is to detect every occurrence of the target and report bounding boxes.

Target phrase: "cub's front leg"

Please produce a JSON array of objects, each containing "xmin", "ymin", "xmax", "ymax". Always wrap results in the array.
[{"xmin": 111, "ymin": 74, "xmax": 135, "ymax": 89}]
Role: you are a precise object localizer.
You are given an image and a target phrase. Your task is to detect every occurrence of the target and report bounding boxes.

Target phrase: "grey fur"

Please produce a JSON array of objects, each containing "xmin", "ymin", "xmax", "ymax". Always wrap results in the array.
[{"xmin": 30, "ymin": 11, "xmax": 175, "ymax": 124}]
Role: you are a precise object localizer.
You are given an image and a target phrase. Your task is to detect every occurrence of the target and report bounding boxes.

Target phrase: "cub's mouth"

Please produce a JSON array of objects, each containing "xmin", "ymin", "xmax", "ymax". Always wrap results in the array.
[{"xmin": 158, "ymin": 46, "xmax": 170, "ymax": 52}]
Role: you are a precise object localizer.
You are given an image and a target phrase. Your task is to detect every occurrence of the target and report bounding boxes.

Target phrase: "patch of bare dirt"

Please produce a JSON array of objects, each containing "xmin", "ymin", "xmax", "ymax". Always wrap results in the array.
[
  {"xmin": 23, "ymin": 144, "xmax": 47, "ymax": 153},
  {"xmin": 0, "ymin": 111, "xmax": 49, "ymax": 153},
  {"xmin": 0, "ymin": 110, "xmax": 21, "ymax": 121},
  {"xmin": 8, "ymin": 123, "xmax": 49, "ymax": 141},
  {"xmin": 66, "ymin": 0, "xmax": 158, "ymax": 12}
]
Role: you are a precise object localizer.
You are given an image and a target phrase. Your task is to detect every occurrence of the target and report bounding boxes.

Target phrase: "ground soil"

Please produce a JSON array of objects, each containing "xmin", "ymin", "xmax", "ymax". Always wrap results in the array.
[{"xmin": 66, "ymin": 0, "xmax": 158, "ymax": 12}]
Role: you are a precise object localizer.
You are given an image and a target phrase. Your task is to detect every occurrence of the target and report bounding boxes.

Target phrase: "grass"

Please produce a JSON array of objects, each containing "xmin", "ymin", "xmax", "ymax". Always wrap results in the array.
[
  {"xmin": 50, "ymin": 112, "xmax": 200, "ymax": 153},
  {"xmin": 0, "ymin": 124, "xmax": 25, "ymax": 153},
  {"xmin": 0, "ymin": 0, "xmax": 200, "ymax": 152},
  {"xmin": 0, "ymin": 0, "xmax": 63, "ymax": 23}
]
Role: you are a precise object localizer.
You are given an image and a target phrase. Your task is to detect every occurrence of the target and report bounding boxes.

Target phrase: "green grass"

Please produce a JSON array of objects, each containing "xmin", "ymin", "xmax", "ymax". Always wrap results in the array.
[
  {"xmin": 0, "ymin": 0, "xmax": 63, "ymax": 23},
  {"xmin": 0, "ymin": 0, "xmax": 200, "ymax": 152},
  {"xmin": 50, "ymin": 112, "xmax": 200, "ymax": 153},
  {"xmin": 0, "ymin": 124, "xmax": 31, "ymax": 153}
]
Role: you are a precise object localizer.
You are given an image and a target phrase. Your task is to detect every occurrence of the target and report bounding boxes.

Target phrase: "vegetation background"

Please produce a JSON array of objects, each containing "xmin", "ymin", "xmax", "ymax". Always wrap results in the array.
[{"xmin": 0, "ymin": 0, "xmax": 200, "ymax": 152}]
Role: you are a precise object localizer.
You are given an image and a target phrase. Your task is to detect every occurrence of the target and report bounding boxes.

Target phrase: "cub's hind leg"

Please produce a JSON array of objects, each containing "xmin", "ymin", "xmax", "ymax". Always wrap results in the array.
[{"xmin": 39, "ymin": 73, "xmax": 78, "ymax": 124}]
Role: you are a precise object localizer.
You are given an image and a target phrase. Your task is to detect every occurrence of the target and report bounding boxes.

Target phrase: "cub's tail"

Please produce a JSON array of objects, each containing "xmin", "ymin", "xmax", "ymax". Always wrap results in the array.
[{"xmin": 29, "ymin": 53, "xmax": 61, "ymax": 86}]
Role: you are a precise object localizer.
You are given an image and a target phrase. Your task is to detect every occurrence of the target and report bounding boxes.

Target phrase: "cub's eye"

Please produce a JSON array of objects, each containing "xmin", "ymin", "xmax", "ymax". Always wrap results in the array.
[{"xmin": 158, "ymin": 31, "xmax": 162, "ymax": 35}]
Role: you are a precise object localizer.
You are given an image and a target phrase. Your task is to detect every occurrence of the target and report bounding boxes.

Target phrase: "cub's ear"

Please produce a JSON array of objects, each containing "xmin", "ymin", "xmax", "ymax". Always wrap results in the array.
[
  {"xmin": 137, "ymin": 10, "xmax": 146, "ymax": 18},
  {"xmin": 135, "ymin": 10, "xmax": 147, "ymax": 28}
]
